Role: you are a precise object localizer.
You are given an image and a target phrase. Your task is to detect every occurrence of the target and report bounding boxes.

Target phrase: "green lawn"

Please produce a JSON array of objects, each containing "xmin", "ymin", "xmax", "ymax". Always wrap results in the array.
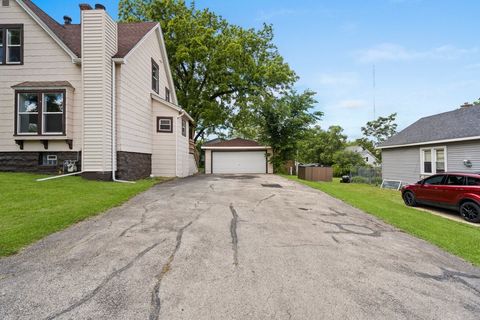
[
  {"xmin": 281, "ymin": 175, "xmax": 480, "ymax": 266},
  {"xmin": 0, "ymin": 172, "xmax": 165, "ymax": 257}
]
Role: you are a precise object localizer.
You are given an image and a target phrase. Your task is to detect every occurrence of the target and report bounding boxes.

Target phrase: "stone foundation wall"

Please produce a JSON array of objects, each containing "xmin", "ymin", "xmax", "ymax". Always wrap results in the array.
[
  {"xmin": 0, "ymin": 152, "xmax": 81, "ymax": 174},
  {"xmin": 116, "ymin": 151, "xmax": 152, "ymax": 181}
]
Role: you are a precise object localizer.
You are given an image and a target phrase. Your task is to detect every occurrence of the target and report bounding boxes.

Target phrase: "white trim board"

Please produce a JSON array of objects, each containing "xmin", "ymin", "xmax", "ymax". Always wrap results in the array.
[
  {"xmin": 201, "ymin": 146, "xmax": 270, "ymax": 150},
  {"xmin": 15, "ymin": 0, "xmax": 78, "ymax": 61},
  {"xmin": 378, "ymin": 136, "xmax": 480, "ymax": 149}
]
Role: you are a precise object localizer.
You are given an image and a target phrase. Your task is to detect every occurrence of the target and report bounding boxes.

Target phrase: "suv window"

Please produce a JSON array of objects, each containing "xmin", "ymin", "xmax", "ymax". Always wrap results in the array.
[
  {"xmin": 467, "ymin": 177, "xmax": 480, "ymax": 186},
  {"xmin": 445, "ymin": 175, "xmax": 466, "ymax": 186},
  {"xmin": 423, "ymin": 175, "xmax": 445, "ymax": 185}
]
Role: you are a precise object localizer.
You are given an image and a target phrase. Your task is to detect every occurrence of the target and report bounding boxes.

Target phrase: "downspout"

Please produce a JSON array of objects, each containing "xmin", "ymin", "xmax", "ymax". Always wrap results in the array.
[
  {"xmin": 111, "ymin": 60, "xmax": 134, "ymax": 183},
  {"xmin": 175, "ymin": 111, "xmax": 185, "ymax": 177}
]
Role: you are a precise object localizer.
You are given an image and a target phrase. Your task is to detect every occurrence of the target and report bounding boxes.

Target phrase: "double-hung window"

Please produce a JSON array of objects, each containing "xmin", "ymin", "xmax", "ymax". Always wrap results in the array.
[
  {"xmin": 421, "ymin": 147, "xmax": 446, "ymax": 175},
  {"xmin": 0, "ymin": 25, "xmax": 23, "ymax": 65},
  {"xmin": 165, "ymin": 87, "xmax": 170, "ymax": 102},
  {"xmin": 16, "ymin": 91, "xmax": 65, "ymax": 135},
  {"xmin": 152, "ymin": 59, "xmax": 159, "ymax": 94},
  {"xmin": 181, "ymin": 119, "xmax": 186, "ymax": 137},
  {"xmin": 157, "ymin": 117, "xmax": 172, "ymax": 133}
]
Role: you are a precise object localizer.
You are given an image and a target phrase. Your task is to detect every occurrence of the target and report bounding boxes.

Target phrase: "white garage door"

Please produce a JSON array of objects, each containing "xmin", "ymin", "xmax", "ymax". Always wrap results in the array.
[{"xmin": 212, "ymin": 151, "xmax": 266, "ymax": 174}]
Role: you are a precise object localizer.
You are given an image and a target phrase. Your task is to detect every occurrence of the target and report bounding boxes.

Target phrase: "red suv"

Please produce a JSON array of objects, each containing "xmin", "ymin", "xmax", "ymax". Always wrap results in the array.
[{"xmin": 401, "ymin": 172, "xmax": 480, "ymax": 223}]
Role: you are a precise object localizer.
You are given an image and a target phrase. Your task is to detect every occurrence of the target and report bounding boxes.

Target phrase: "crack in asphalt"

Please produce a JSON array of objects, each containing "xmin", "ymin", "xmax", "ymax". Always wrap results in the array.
[
  {"xmin": 44, "ymin": 242, "xmax": 161, "ymax": 320},
  {"xmin": 321, "ymin": 220, "xmax": 382, "ymax": 237},
  {"xmin": 414, "ymin": 268, "xmax": 480, "ymax": 296},
  {"xmin": 149, "ymin": 213, "xmax": 203, "ymax": 320},
  {"xmin": 331, "ymin": 235, "xmax": 340, "ymax": 243},
  {"xmin": 119, "ymin": 204, "xmax": 150, "ymax": 237},
  {"xmin": 229, "ymin": 204, "xmax": 239, "ymax": 266},
  {"xmin": 255, "ymin": 194, "xmax": 276, "ymax": 208}
]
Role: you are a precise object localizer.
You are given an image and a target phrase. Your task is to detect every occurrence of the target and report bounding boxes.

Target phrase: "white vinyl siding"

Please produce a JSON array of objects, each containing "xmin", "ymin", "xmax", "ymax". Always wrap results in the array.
[
  {"xmin": 116, "ymin": 29, "xmax": 171, "ymax": 154},
  {"xmin": 81, "ymin": 9, "xmax": 117, "ymax": 172},
  {"xmin": 0, "ymin": 0, "xmax": 82, "ymax": 152}
]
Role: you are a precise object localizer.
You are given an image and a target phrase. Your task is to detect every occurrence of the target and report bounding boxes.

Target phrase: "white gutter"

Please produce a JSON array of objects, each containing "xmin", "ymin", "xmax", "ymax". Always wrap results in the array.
[{"xmin": 111, "ymin": 60, "xmax": 134, "ymax": 184}]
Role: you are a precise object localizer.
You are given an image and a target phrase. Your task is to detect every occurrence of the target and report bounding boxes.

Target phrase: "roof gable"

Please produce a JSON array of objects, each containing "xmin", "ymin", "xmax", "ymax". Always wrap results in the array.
[
  {"xmin": 379, "ymin": 106, "xmax": 480, "ymax": 148},
  {"xmin": 18, "ymin": 1, "xmax": 160, "ymax": 59},
  {"xmin": 204, "ymin": 138, "xmax": 263, "ymax": 147}
]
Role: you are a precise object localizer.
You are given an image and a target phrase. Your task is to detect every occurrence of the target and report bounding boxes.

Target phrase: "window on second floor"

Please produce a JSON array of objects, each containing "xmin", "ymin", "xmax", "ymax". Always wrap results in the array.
[
  {"xmin": 16, "ymin": 91, "xmax": 65, "ymax": 135},
  {"xmin": 152, "ymin": 59, "xmax": 159, "ymax": 94},
  {"xmin": 165, "ymin": 87, "xmax": 170, "ymax": 102},
  {"xmin": 181, "ymin": 119, "xmax": 186, "ymax": 137},
  {"xmin": 0, "ymin": 25, "xmax": 23, "ymax": 65}
]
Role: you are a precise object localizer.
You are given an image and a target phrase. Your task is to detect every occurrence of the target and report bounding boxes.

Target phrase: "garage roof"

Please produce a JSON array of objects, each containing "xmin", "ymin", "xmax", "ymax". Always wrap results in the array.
[{"xmin": 202, "ymin": 138, "xmax": 269, "ymax": 149}]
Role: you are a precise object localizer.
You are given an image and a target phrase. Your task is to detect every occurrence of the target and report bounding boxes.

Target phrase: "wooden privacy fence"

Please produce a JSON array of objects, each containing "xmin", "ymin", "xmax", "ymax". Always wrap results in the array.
[{"xmin": 298, "ymin": 166, "xmax": 333, "ymax": 182}]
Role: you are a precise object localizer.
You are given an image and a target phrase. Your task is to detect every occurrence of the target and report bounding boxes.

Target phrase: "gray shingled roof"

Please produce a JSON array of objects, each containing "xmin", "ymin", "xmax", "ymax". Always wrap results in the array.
[{"xmin": 379, "ymin": 105, "xmax": 480, "ymax": 148}]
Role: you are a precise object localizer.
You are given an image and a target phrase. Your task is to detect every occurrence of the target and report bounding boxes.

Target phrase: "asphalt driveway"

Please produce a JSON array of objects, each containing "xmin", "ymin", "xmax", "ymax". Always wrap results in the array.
[{"xmin": 1, "ymin": 174, "xmax": 479, "ymax": 319}]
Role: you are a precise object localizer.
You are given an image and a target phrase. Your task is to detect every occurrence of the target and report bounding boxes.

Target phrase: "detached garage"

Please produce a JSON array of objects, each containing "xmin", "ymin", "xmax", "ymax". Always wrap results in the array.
[{"xmin": 202, "ymin": 138, "xmax": 274, "ymax": 174}]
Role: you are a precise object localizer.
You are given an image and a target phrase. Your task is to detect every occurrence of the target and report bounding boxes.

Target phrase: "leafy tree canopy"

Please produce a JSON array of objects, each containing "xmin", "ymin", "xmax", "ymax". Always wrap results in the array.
[
  {"xmin": 297, "ymin": 125, "xmax": 347, "ymax": 165},
  {"xmin": 119, "ymin": 0, "xmax": 297, "ymax": 141},
  {"xmin": 332, "ymin": 150, "xmax": 366, "ymax": 177},
  {"xmin": 361, "ymin": 113, "xmax": 398, "ymax": 145},
  {"xmin": 233, "ymin": 90, "xmax": 321, "ymax": 171}
]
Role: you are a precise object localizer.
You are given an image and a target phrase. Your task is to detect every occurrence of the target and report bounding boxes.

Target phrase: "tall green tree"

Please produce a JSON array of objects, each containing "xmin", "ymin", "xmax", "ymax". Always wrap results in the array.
[
  {"xmin": 332, "ymin": 150, "xmax": 366, "ymax": 177},
  {"xmin": 242, "ymin": 90, "xmax": 321, "ymax": 171},
  {"xmin": 360, "ymin": 113, "xmax": 398, "ymax": 160},
  {"xmin": 119, "ymin": 0, "xmax": 297, "ymax": 141},
  {"xmin": 361, "ymin": 113, "xmax": 398, "ymax": 145},
  {"xmin": 297, "ymin": 126, "xmax": 347, "ymax": 165}
]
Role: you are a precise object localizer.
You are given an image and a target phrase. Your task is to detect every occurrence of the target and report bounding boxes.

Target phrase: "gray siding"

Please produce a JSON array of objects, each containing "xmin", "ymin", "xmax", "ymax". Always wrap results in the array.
[
  {"xmin": 381, "ymin": 139, "xmax": 480, "ymax": 184},
  {"xmin": 382, "ymin": 147, "xmax": 421, "ymax": 184}
]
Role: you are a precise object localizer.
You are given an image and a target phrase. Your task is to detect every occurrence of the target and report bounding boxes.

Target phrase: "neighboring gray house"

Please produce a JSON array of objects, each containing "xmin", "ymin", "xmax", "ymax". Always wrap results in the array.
[
  {"xmin": 345, "ymin": 145, "xmax": 379, "ymax": 166},
  {"xmin": 379, "ymin": 104, "xmax": 480, "ymax": 184}
]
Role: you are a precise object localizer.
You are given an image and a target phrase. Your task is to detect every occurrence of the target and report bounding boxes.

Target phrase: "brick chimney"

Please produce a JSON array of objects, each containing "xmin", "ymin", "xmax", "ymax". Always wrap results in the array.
[
  {"xmin": 461, "ymin": 102, "xmax": 473, "ymax": 108},
  {"xmin": 95, "ymin": 4, "xmax": 106, "ymax": 10}
]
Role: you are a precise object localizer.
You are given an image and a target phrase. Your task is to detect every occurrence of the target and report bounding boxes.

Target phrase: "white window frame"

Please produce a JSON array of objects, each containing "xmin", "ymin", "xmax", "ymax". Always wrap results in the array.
[
  {"xmin": 43, "ymin": 154, "xmax": 58, "ymax": 166},
  {"xmin": 6, "ymin": 28, "xmax": 21, "ymax": 64},
  {"xmin": 42, "ymin": 92, "xmax": 64, "ymax": 135},
  {"xmin": 17, "ymin": 92, "xmax": 39, "ymax": 135},
  {"xmin": 420, "ymin": 146, "xmax": 447, "ymax": 175}
]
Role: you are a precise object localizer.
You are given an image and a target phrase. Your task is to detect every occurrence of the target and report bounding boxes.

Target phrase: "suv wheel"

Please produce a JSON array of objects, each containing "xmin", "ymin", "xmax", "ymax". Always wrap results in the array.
[
  {"xmin": 460, "ymin": 201, "xmax": 480, "ymax": 223},
  {"xmin": 403, "ymin": 191, "xmax": 417, "ymax": 207}
]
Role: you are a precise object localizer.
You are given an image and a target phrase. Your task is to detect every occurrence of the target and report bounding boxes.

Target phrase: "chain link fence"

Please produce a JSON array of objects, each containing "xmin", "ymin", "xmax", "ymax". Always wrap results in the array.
[{"xmin": 350, "ymin": 166, "xmax": 382, "ymax": 185}]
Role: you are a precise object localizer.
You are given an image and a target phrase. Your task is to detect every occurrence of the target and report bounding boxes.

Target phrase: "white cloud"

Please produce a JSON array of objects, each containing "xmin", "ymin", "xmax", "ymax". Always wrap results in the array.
[
  {"xmin": 338, "ymin": 99, "xmax": 368, "ymax": 109},
  {"xmin": 354, "ymin": 43, "xmax": 478, "ymax": 63},
  {"xmin": 310, "ymin": 72, "xmax": 359, "ymax": 86}
]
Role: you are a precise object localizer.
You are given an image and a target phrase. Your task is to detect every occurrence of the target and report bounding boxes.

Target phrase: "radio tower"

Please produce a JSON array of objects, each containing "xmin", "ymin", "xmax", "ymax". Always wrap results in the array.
[{"xmin": 372, "ymin": 64, "xmax": 376, "ymax": 120}]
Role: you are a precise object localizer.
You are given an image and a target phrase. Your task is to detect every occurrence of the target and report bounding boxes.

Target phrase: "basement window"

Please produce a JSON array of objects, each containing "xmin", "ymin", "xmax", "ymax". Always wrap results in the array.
[
  {"xmin": 41, "ymin": 154, "xmax": 58, "ymax": 166},
  {"xmin": 2, "ymin": 0, "xmax": 10, "ymax": 7}
]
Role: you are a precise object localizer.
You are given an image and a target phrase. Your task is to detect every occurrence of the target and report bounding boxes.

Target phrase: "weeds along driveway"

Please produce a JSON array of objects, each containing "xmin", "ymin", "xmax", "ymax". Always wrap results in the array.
[{"xmin": 0, "ymin": 174, "xmax": 479, "ymax": 320}]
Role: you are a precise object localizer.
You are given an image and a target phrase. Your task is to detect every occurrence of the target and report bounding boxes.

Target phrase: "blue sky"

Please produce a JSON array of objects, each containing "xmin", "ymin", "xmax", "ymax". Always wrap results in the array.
[{"xmin": 36, "ymin": 0, "xmax": 480, "ymax": 139}]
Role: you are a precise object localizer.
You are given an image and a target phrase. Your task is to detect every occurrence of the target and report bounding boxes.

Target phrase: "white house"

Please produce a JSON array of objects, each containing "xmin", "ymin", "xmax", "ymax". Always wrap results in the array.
[
  {"xmin": 345, "ymin": 145, "xmax": 379, "ymax": 166},
  {"xmin": 0, "ymin": 0, "xmax": 197, "ymax": 180}
]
